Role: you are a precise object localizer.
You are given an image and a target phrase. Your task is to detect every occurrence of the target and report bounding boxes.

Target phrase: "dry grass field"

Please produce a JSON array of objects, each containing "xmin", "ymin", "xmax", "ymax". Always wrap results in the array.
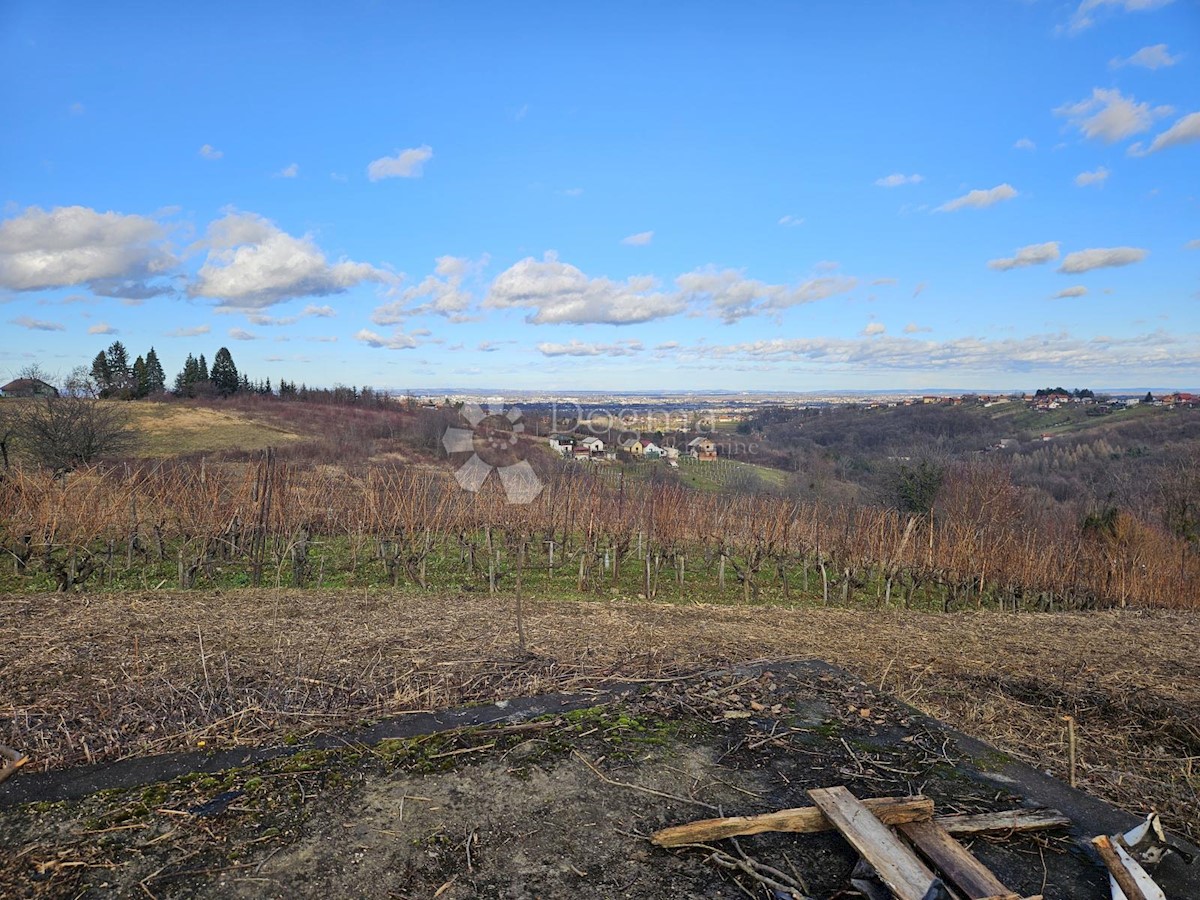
[
  {"xmin": 124, "ymin": 403, "xmax": 302, "ymax": 456},
  {"xmin": 3, "ymin": 590, "xmax": 1197, "ymax": 842}
]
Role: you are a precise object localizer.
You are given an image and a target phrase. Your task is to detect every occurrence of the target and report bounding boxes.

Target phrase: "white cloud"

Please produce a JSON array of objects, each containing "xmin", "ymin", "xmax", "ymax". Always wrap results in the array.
[
  {"xmin": 189, "ymin": 210, "xmax": 395, "ymax": 310},
  {"xmin": 366, "ymin": 145, "xmax": 432, "ymax": 181},
  {"xmin": 1075, "ymin": 166, "xmax": 1110, "ymax": 187},
  {"xmin": 229, "ymin": 328, "xmax": 259, "ymax": 340},
  {"xmin": 1053, "ymin": 286, "xmax": 1089, "ymax": 299},
  {"xmin": 875, "ymin": 173, "xmax": 923, "ymax": 187},
  {"xmin": 1058, "ymin": 246, "xmax": 1147, "ymax": 273},
  {"xmin": 683, "ymin": 329, "xmax": 1198, "ymax": 374},
  {"xmin": 355, "ymin": 328, "xmax": 417, "ymax": 350},
  {"xmin": 558, "ymin": 187, "xmax": 584, "ymax": 197},
  {"xmin": 276, "ymin": 163, "xmax": 300, "ymax": 178},
  {"xmin": 988, "ymin": 241, "xmax": 1060, "ymax": 271},
  {"xmin": 1111, "ymin": 43, "xmax": 1182, "ymax": 69},
  {"xmin": 537, "ymin": 340, "xmax": 643, "ymax": 357},
  {"xmin": 10, "ymin": 315, "xmax": 65, "ymax": 331},
  {"xmin": 1054, "ymin": 88, "xmax": 1165, "ymax": 143},
  {"xmin": 68, "ymin": 102, "xmax": 85, "ymax": 116},
  {"xmin": 1186, "ymin": 239, "xmax": 1200, "ymax": 250},
  {"xmin": 903, "ymin": 323, "xmax": 932, "ymax": 334},
  {"xmin": 167, "ymin": 324, "xmax": 211, "ymax": 337},
  {"xmin": 871, "ymin": 277, "xmax": 898, "ymax": 286},
  {"xmin": 87, "ymin": 322, "xmax": 116, "ymax": 334},
  {"xmin": 912, "ymin": 282, "xmax": 927, "ymax": 298},
  {"xmin": 1134, "ymin": 111, "xmax": 1200, "ymax": 155},
  {"xmin": 620, "ymin": 230, "xmax": 654, "ymax": 246},
  {"xmin": 1068, "ymin": 0, "xmax": 1175, "ymax": 33},
  {"xmin": 372, "ymin": 254, "xmax": 487, "ymax": 324},
  {"xmin": 0, "ymin": 205, "xmax": 176, "ymax": 293},
  {"xmin": 1014, "ymin": 138, "xmax": 1036, "ymax": 151},
  {"xmin": 862, "ymin": 322, "xmax": 886, "ymax": 336},
  {"xmin": 198, "ymin": 144, "xmax": 223, "ymax": 160},
  {"xmin": 242, "ymin": 305, "xmax": 335, "ymax": 327},
  {"xmin": 778, "ymin": 215, "xmax": 805, "ymax": 227},
  {"xmin": 485, "ymin": 252, "xmax": 684, "ymax": 325},
  {"xmin": 936, "ymin": 184, "xmax": 1017, "ymax": 212},
  {"xmin": 677, "ymin": 267, "xmax": 857, "ymax": 323}
]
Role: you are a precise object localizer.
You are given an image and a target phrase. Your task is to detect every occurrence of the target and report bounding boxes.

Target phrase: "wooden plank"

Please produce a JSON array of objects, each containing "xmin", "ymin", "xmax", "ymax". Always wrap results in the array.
[
  {"xmin": 651, "ymin": 795, "xmax": 933, "ymax": 847},
  {"xmin": 899, "ymin": 819, "xmax": 1014, "ymax": 899},
  {"xmin": 937, "ymin": 808, "xmax": 1070, "ymax": 836},
  {"xmin": 652, "ymin": 801, "xmax": 1067, "ymax": 847},
  {"xmin": 808, "ymin": 786, "xmax": 937, "ymax": 900}
]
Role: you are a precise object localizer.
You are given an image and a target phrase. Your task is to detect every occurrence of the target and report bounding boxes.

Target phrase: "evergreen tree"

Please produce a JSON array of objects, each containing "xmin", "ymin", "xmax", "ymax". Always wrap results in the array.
[
  {"xmin": 174, "ymin": 353, "xmax": 200, "ymax": 396},
  {"xmin": 105, "ymin": 341, "xmax": 133, "ymax": 398},
  {"xmin": 210, "ymin": 347, "xmax": 239, "ymax": 397},
  {"xmin": 132, "ymin": 356, "xmax": 149, "ymax": 399},
  {"xmin": 197, "ymin": 354, "xmax": 209, "ymax": 382},
  {"xmin": 144, "ymin": 347, "xmax": 166, "ymax": 394},
  {"xmin": 91, "ymin": 351, "xmax": 113, "ymax": 397}
]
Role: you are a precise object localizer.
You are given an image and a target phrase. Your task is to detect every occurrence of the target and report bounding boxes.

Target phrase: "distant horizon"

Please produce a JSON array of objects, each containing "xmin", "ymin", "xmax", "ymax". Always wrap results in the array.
[{"xmin": 364, "ymin": 385, "xmax": 1200, "ymax": 399}]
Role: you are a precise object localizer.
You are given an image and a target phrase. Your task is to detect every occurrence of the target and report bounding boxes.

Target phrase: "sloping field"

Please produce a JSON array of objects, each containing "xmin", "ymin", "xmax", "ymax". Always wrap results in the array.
[
  {"xmin": 2, "ymin": 591, "xmax": 1197, "ymax": 842},
  {"xmin": 125, "ymin": 403, "xmax": 302, "ymax": 456}
]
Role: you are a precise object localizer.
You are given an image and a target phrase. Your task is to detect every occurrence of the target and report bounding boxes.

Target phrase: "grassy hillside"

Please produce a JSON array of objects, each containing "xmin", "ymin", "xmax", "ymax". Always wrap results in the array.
[{"xmin": 126, "ymin": 402, "xmax": 302, "ymax": 456}]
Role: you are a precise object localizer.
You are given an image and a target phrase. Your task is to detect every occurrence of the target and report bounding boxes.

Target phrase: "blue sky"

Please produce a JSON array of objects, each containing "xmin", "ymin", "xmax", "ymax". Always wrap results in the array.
[{"xmin": 2, "ymin": 0, "xmax": 1198, "ymax": 392}]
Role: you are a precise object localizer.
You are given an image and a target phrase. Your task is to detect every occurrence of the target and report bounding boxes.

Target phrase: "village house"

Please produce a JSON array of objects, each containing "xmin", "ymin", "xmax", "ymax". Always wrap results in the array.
[
  {"xmin": 578, "ymin": 436, "xmax": 604, "ymax": 457},
  {"xmin": 0, "ymin": 377, "xmax": 59, "ymax": 398},
  {"xmin": 688, "ymin": 437, "xmax": 717, "ymax": 461},
  {"xmin": 638, "ymin": 438, "xmax": 662, "ymax": 459},
  {"xmin": 548, "ymin": 433, "xmax": 576, "ymax": 456}
]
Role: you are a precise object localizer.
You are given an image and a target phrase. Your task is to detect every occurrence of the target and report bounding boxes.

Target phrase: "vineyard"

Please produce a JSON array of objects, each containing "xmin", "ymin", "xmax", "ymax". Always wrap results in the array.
[{"xmin": 2, "ymin": 450, "xmax": 1196, "ymax": 611}]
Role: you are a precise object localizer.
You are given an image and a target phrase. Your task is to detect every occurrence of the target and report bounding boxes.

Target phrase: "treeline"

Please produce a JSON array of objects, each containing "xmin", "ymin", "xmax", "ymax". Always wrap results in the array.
[
  {"xmin": 84, "ymin": 340, "xmax": 401, "ymax": 406},
  {"xmin": 90, "ymin": 342, "xmax": 166, "ymax": 399}
]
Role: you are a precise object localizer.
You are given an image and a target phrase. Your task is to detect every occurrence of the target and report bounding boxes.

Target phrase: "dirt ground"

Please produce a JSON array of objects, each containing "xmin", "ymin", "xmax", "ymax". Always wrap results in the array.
[
  {"xmin": 11, "ymin": 660, "xmax": 1190, "ymax": 899},
  {"xmin": 3, "ymin": 589, "xmax": 1200, "ymax": 899}
]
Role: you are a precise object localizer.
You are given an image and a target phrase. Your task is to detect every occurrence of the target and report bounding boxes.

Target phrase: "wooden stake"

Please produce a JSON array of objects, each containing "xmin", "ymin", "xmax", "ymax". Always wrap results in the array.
[
  {"xmin": 1063, "ymin": 715, "xmax": 1077, "ymax": 788},
  {"xmin": 1091, "ymin": 835, "xmax": 1150, "ymax": 900}
]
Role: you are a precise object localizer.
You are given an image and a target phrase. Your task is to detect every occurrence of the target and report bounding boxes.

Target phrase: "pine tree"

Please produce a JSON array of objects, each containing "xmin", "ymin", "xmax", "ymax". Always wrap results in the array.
[
  {"xmin": 144, "ymin": 347, "xmax": 166, "ymax": 394},
  {"xmin": 174, "ymin": 353, "xmax": 199, "ymax": 396},
  {"xmin": 104, "ymin": 341, "xmax": 133, "ymax": 398},
  {"xmin": 132, "ymin": 356, "xmax": 149, "ymax": 399},
  {"xmin": 210, "ymin": 347, "xmax": 239, "ymax": 397},
  {"xmin": 91, "ymin": 351, "xmax": 113, "ymax": 397},
  {"xmin": 197, "ymin": 354, "xmax": 209, "ymax": 382}
]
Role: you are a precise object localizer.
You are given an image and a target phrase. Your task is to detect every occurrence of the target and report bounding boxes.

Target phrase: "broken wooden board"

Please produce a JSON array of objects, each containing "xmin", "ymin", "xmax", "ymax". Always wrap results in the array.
[
  {"xmin": 0, "ymin": 745, "xmax": 30, "ymax": 787},
  {"xmin": 651, "ymin": 795, "xmax": 933, "ymax": 847},
  {"xmin": 808, "ymin": 786, "xmax": 939, "ymax": 900},
  {"xmin": 652, "ymin": 801, "xmax": 1068, "ymax": 847},
  {"xmin": 898, "ymin": 818, "xmax": 1017, "ymax": 900},
  {"xmin": 935, "ymin": 808, "xmax": 1070, "ymax": 836}
]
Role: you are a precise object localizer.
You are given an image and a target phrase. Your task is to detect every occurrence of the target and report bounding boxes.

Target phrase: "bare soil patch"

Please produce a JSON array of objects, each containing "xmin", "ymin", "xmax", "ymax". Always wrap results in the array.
[{"xmin": 9, "ymin": 662, "xmax": 1182, "ymax": 899}]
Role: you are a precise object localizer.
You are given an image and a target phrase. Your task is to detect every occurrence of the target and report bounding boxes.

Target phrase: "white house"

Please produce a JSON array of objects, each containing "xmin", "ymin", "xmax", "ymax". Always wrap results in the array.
[
  {"xmin": 639, "ymin": 439, "xmax": 661, "ymax": 458},
  {"xmin": 687, "ymin": 437, "xmax": 717, "ymax": 460},
  {"xmin": 549, "ymin": 433, "xmax": 576, "ymax": 455},
  {"xmin": 579, "ymin": 436, "xmax": 604, "ymax": 456}
]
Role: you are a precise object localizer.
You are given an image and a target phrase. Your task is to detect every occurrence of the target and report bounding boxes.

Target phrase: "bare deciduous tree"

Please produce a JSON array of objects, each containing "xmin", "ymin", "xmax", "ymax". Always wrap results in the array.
[{"xmin": 6, "ymin": 369, "xmax": 137, "ymax": 473}]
